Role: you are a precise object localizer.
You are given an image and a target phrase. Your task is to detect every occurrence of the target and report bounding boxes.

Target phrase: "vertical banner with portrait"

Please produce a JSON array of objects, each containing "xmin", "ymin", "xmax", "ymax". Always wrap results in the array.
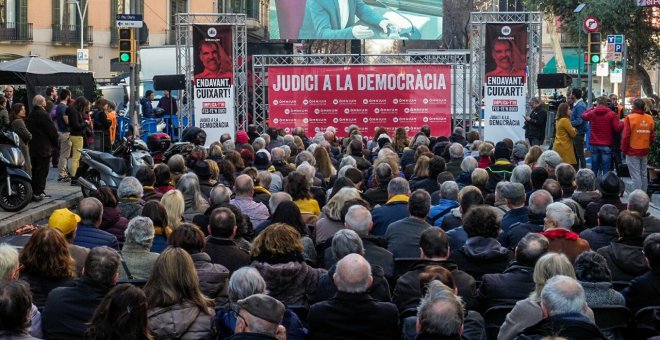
[
  {"xmin": 193, "ymin": 24, "xmax": 235, "ymax": 146},
  {"xmin": 483, "ymin": 23, "xmax": 528, "ymax": 142}
]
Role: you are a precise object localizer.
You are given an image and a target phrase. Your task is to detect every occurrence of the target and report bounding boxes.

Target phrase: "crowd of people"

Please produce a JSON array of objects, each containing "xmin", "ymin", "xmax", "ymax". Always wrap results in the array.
[{"xmin": 1, "ymin": 93, "xmax": 660, "ymax": 339}]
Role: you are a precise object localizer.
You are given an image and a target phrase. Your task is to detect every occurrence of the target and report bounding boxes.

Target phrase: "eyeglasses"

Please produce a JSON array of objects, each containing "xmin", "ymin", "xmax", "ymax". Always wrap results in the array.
[{"xmin": 236, "ymin": 311, "xmax": 250, "ymax": 329}]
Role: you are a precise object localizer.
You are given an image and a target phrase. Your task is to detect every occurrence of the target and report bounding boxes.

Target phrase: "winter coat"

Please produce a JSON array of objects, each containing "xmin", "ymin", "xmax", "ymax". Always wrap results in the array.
[
  {"xmin": 540, "ymin": 229, "xmax": 591, "ymax": 264},
  {"xmin": 19, "ymin": 272, "xmax": 72, "ymax": 311},
  {"xmin": 623, "ymin": 269, "xmax": 660, "ymax": 314},
  {"xmin": 525, "ymin": 106, "xmax": 547, "ymax": 140},
  {"xmin": 579, "ymin": 225, "xmax": 618, "ymax": 251},
  {"xmin": 553, "ymin": 117, "xmax": 577, "ymax": 165},
  {"xmin": 579, "ymin": 281, "xmax": 625, "ymax": 308},
  {"xmin": 26, "ymin": 105, "xmax": 57, "ymax": 157},
  {"xmin": 370, "ymin": 197, "xmax": 409, "ymax": 236},
  {"xmin": 117, "ymin": 198, "xmax": 144, "ymax": 221},
  {"xmin": 409, "ymin": 176, "xmax": 439, "ymax": 195},
  {"xmin": 643, "ymin": 214, "xmax": 660, "ymax": 237},
  {"xmin": 184, "ymin": 195, "xmax": 211, "ymax": 222},
  {"xmin": 476, "ymin": 262, "xmax": 535, "ymax": 313},
  {"xmin": 385, "ymin": 217, "xmax": 431, "ymax": 258},
  {"xmin": 581, "ymin": 104, "xmax": 623, "ymax": 147},
  {"xmin": 119, "ymin": 243, "xmax": 159, "ymax": 280},
  {"xmin": 311, "ymin": 263, "xmax": 391, "ymax": 304},
  {"xmin": 148, "ymin": 303, "xmax": 215, "ymax": 340},
  {"xmin": 571, "ymin": 190, "xmax": 602, "ymax": 209},
  {"xmin": 315, "ymin": 214, "xmax": 345, "ymax": 245},
  {"xmin": 73, "ymin": 223, "xmax": 120, "ymax": 250},
  {"xmin": 191, "ymin": 252, "xmax": 229, "ymax": 304},
  {"xmin": 11, "ymin": 118, "xmax": 31, "ymax": 174},
  {"xmin": 252, "ymin": 256, "xmax": 326, "ymax": 305},
  {"xmin": 428, "ymin": 198, "xmax": 459, "ymax": 227},
  {"xmin": 498, "ymin": 215, "xmax": 545, "ymax": 250},
  {"xmin": 500, "ymin": 207, "xmax": 529, "ymax": 234},
  {"xmin": 363, "ymin": 184, "xmax": 389, "ymax": 207},
  {"xmin": 449, "ymin": 236, "xmax": 513, "ymax": 281},
  {"xmin": 517, "ymin": 312, "xmax": 606, "ymax": 340},
  {"xmin": 446, "ymin": 158, "xmax": 463, "ymax": 178},
  {"xmin": 203, "ymin": 237, "xmax": 251, "ymax": 273},
  {"xmin": 597, "ymin": 237, "xmax": 649, "ymax": 282},
  {"xmin": 585, "ymin": 196, "xmax": 628, "ymax": 228},
  {"xmin": 99, "ymin": 206, "xmax": 128, "ymax": 243}
]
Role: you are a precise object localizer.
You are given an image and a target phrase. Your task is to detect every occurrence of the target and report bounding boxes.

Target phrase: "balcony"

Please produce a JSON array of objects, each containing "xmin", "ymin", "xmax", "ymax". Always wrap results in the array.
[
  {"xmin": 52, "ymin": 24, "xmax": 93, "ymax": 45},
  {"xmin": 0, "ymin": 22, "xmax": 33, "ymax": 42}
]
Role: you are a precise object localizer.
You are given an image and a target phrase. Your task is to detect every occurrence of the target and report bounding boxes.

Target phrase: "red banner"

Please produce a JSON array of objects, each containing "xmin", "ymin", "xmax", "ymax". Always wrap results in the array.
[{"xmin": 267, "ymin": 65, "xmax": 452, "ymax": 138}]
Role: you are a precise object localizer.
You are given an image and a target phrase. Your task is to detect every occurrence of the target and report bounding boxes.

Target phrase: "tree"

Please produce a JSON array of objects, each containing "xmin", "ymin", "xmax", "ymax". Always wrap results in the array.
[{"xmin": 525, "ymin": 0, "xmax": 660, "ymax": 101}]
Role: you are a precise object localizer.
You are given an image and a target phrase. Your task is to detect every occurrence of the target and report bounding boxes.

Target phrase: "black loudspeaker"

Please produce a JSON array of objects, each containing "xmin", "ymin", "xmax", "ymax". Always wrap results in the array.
[
  {"xmin": 537, "ymin": 73, "xmax": 572, "ymax": 89},
  {"xmin": 153, "ymin": 74, "xmax": 186, "ymax": 91}
]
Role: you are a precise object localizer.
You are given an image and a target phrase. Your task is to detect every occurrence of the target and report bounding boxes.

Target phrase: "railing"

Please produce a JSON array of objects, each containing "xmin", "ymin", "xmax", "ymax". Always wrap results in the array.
[
  {"xmin": 0, "ymin": 22, "xmax": 33, "ymax": 41},
  {"xmin": 52, "ymin": 24, "xmax": 93, "ymax": 44}
]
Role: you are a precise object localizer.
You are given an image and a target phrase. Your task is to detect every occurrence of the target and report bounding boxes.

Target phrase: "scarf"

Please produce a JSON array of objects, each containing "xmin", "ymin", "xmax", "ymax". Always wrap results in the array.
[{"xmin": 541, "ymin": 228, "xmax": 579, "ymax": 241}]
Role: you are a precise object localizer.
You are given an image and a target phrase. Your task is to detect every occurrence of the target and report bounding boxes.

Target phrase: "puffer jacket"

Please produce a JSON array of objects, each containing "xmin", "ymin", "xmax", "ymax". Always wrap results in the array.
[
  {"xmin": 581, "ymin": 105, "xmax": 623, "ymax": 147},
  {"xmin": 252, "ymin": 256, "xmax": 326, "ymax": 305},
  {"xmin": 191, "ymin": 252, "xmax": 229, "ymax": 305},
  {"xmin": 99, "ymin": 206, "xmax": 128, "ymax": 243},
  {"xmin": 597, "ymin": 237, "xmax": 649, "ymax": 282},
  {"xmin": 148, "ymin": 303, "xmax": 215, "ymax": 340}
]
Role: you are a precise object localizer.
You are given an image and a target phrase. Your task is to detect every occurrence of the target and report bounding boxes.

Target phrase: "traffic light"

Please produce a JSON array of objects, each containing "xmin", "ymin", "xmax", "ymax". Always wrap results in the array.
[
  {"xmin": 118, "ymin": 28, "xmax": 134, "ymax": 63},
  {"xmin": 588, "ymin": 32, "xmax": 601, "ymax": 64}
]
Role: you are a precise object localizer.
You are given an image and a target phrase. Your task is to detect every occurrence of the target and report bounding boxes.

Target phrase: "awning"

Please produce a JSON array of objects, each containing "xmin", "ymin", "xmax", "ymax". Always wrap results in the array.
[{"xmin": 543, "ymin": 48, "xmax": 584, "ymax": 75}]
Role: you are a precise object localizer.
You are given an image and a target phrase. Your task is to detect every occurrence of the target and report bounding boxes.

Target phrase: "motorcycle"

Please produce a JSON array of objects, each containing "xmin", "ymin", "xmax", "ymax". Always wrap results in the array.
[
  {"xmin": 0, "ymin": 129, "xmax": 32, "ymax": 211},
  {"xmin": 78, "ymin": 137, "xmax": 154, "ymax": 197}
]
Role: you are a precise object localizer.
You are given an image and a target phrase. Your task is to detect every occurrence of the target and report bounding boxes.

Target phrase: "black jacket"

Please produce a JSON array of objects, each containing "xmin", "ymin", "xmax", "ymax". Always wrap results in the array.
[
  {"xmin": 203, "ymin": 237, "xmax": 251, "ymax": 273},
  {"xmin": 323, "ymin": 236, "xmax": 394, "ymax": 280},
  {"xmin": 476, "ymin": 262, "xmax": 534, "ymax": 313},
  {"xmin": 409, "ymin": 176, "xmax": 439, "ymax": 195},
  {"xmin": 580, "ymin": 225, "xmax": 618, "ymax": 251},
  {"xmin": 26, "ymin": 106, "xmax": 57, "ymax": 157},
  {"xmin": 623, "ymin": 269, "xmax": 660, "ymax": 314},
  {"xmin": 42, "ymin": 278, "xmax": 112, "ymax": 339},
  {"xmin": 524, "ymin": 106, "xmax": 547, "ymax": 140},
  {"xmin": 518, "ymin": 313, "xmax": 606, "ymax": 340},
  {"xmin": 498, "ymin": 213, "xmax": 545, "ymax": 250},
  {"xmin": 363, "ymin": 185, "xmax": 388, "ymax": 207},
  {"xmin": 450, "ymin": 237, "xmax": 513, "ymax": 281},
  {"xmin": 597, "ymin": 237, "xmax": 649, "ymax": 282},
  {"xmin": 585, "ymin": 197, "xmax": 627, "ymax": 228},
  {"xmin": 393, "ymin": 259, "xmax": 476, "ymax": 312},
  {"xmin": 308, "ymin": 292, "xmax": 400, "ymax": 340},
  {"xmin": 311, "ymin": 263, "xmax": 391, "ymax": 304}
]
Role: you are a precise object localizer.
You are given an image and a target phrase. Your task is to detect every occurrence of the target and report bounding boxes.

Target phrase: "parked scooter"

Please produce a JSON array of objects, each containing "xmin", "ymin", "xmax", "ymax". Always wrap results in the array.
[
  {"xmin": 0, "ymin": 129, "xmax": 32, "ymax": 211},
  {"xmin": 78, "ymin": 137, "xmax": 154, "ymax": 197}
]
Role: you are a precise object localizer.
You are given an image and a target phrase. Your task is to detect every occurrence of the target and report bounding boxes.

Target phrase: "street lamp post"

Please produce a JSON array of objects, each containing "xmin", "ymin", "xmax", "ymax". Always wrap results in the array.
[{"xmin": 67, "ymin": 0, "xmax": 89, "ymax": 49}]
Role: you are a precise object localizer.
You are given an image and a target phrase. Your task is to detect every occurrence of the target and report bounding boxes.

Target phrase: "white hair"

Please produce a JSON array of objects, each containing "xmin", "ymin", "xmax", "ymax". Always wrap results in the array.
[
  {"xmin": 545, "ymin": 202, "xmax": 575, "ymax": 229},
  {"xmin": 345, "ymin": 205, "xmax": 372, "ymax": 236},
  {"xmin": 541, "ymin": 275, "xmax": 587, "ymax": 316}
]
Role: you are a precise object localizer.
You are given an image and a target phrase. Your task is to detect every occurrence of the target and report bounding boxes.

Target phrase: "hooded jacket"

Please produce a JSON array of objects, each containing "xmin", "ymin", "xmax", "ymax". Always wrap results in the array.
[
  {"xmin": 252, "ymin": 257, "xmax": 326, "ymax": 305},
  {"xmin": 597, "ymin": 237, "xmax": 649, "ymax": 282},
  {"xmin": 148, "ymin": 303, "xmax": 215, "ymax": 340},
  {"xmin": 191, "ymin": 252, "xmax": 229, "ymax": 305},
  {"xmin": 99, "ymin": 206, "xmax": 128, "ymax": 243},
  {"xmin": 581, "ymin": 105, "xmax": 623, "ymax": 147},
  {"xmin": 450, "ymin": 236, "xmax": 512, "ymax": 281}
]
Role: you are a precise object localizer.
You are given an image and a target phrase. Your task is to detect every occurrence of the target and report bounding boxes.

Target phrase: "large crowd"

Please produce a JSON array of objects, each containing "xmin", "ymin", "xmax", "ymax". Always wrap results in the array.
[{"xmin": 1, "ymin": 91, "xmax": 660, "ymax": 339}]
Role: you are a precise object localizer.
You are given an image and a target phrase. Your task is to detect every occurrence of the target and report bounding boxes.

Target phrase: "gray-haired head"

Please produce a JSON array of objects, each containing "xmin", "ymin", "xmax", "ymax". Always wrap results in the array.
[
  {"xmin": 307, "ymin": 143, "xmax": 318, "ymax": 154},
  {"xmin": 252, "ymin": 137, "xmax": 266, "ymax": 151},
  {"xmin": 413, "ymin": 135, "xmax": 430, "ymax": 148},
  {"xmin": 271, "ymin": 147, "xmax": 285, "ymax": 162},
  {"xmin": 83, "ymin": 246, "xmax": 121, "ymax": 286},
  {"xmin": 528, "ymin": 189, "xmax": 553, "ymax": 215},
  {"xmin": 545, "ymin": 202, "xmax": 575, "ymax": 230},
  {"xmin": 257, "ymin": 171, "xmax": 272, "ymax": 189},
  {"xmin": 331, "ymin": 229, "xmax": 364, "ymax": 260},
  {"xmin": 575, "ymin": 168, "xmax": 596, "ymax": 191},
  {"xmin": 374, "ymin": 163, "xmax": 393, "ymax": 184},
  {"xmin": 628, "ymin": 189, "xmax": 651, "ymax": 214},
  {"xmin": 282, "ymin": 134, "xmax": 294, "ymax": 146},
  {"xmin": 388, "ymin": 177, "xmax": 410, "ymax": 196},
  {"xmin": 296, "ymin": 162, "xmax": 316, "ymax": 185},
  {"xmin": 33, "ymin": 95, "xmax": 46, "ymax": 107},
  {"xmin": 280, "ymin": 145, "xmax": 291, "ymax": 158},
  {"xmin": 209, "ymin": 184, "xmax": 232, "ymax": 206},
  {"xmin": 460, "ymin": 156, "xmax": 478, "ymax": 173},
  {"xmin": 228, "ymin": 267, "xmax": 268, "ymax": 303},
  {"xmin": 511, "ymin": 164, "xmax": 532, "ymax": 186},
  {"xmin": 339, "ymin": 155, "xmax": 357, "ymax": 169},
  {"xmin": 449, "ymin": 143, "xmax": 464, "ymax": 159},
  {"xmin": 333, "ymin": 253, "xmax": 372, "ymax": 293},
  {"xmin": 453, "ymin": 126, "xmax": 465, "ymax": 136},
  {"xmin": 295, "ymin": 151, "xmax": 316, "ymax": 167},
  {"xmin": 345, "ymin": 205, "xmax": 372, "ymax": 236},
  {"xmin": 538, "ymin": 150, "xmax": 562, "ymax": 170},
  {"xmin": 124, "ymin": 216, "xmax": 155, "ymax": 248},
  {"xmin": 540, "ymin": 275, "xmax": 586, "ymax": 316},
  {"xmin": 177, "ymin": 172, "xmax": 206, "ymax": 209},
  {"xmin": 337, "ymin": 165, "xmax": 355, "ymax": 178},
  {"xmin": 312, "ymin": 133, "xmax": 325, "ymax": 145},
  {"xmin": 223, "ymin": 139, "xmax": 235, "ymax": 152},
  {"xmin": 78, "ymin": 197, "xmax": 103, "ymax": 225},
  {"xmin": 0, "ymin": 244, "xmax": 18, "ymax": 280},
  {"xmin": 117, "ymin": 176, "xmax": 143, "ymax": 199},
  {"xmin": 417, "ymin": 280, "xmax": 464, "ymax": 337},
  {"xmin": 440, "ymin": 181, "xmax": 459, "ymax": 201},
  {"xmin": 268, "ymin": 192, "xmax": 292, "ymax": 214},
  {"xmin": 597, "ymin": 204, "xmax": 619, "ymax": 226}
]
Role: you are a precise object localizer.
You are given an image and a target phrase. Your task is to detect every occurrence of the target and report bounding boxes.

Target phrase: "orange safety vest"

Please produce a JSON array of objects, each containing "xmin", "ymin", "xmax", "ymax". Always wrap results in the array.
[
  {"xmin": 107, "ymin": 111, "xmax": 117, "ymax": 144},
  {"xmin": 626, "ymin": 113, "xmax": 654, "ymax": 150}
]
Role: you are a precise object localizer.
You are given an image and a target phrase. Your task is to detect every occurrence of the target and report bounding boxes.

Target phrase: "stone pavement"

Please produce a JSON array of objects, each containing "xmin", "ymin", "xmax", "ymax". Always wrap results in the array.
[{"xmin": 0, "ymin": 167, "xmax": 82, "ymax": 234}]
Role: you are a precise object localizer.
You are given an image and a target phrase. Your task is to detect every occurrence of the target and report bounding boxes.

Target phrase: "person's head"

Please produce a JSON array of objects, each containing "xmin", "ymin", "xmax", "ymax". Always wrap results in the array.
[
  {"xmin": 90, "ymin": 187, "xmax": 118, "ymax": 209},
  {"xmin": 0, "ymin": 280, "xmax": 32, "ymax": 334},
  {"xmin": 491, "ymin": 39, "xmax": 514, "ymax": 71},
  {"xmin": 616, "ymin": 210, "xmax": 644, "ymax": 239},
  {"xmin": 144, "ymin": 90, "xmax": 154, "ymax": 100},
  {"xmin": 141, "ymin": 201, "xmax": 168, "ymax": 229},
  {"xmin": 250, "ymin": 223, "xmax": 304, "ymax": 259},
  {"xmin": 271, "ymin": 201, "xmax": 307, "ymax": 236},
  {"xmin": 542, "ymin": 179, "xmax": 563, "ymax": 201},
  {"xmin": 48, "ymin": 207, "xmax": 81, "ymax": 241},
  {"xmin": 471, "ymin": 168, "xmax": 489, "ymax": 187},
  {"xmin": 19, "ymin": 227, "xmax": 75, "ymax": 280},
  {"xmin": 228, "ymin": 267, "xmax": 267, "ymax": 303},
  {"xmin": 460, "ymin": 156, "xmax": 478, "ymax": 174},
  {"xmin": 285, "ymin": 171, "xmax": 311, "ymax": 200},
  {"xmin": 117, "ymin": 176, "xmax": 143, "ymax": 199},
  {"xmin": 501, "ymin": 182, "xmax": 526, "ymax": 207},
  {"xmin": 628, "ymin": 189, "xmax": 651, "ymax": 215},
  {"xmin": 575, "ymin": 251, "xmax": 612, "ymax": 283},
  {"xmin": 540, "ymin": 275, "xmax": 587, "ymax": 318},
  {"xmin": 524, "ymin": 145, "xmax": 543, "ymax": 166},
  {"xmin": 209, "ymin": 207, "xmax": 237, "ymax": 238},
  {"xmin": 268, "ymin": 191, "xmax": 292, "ymax": 215},
  {"xmin": 234, "ymin": 174, "xmax": 255, "ymax": 197},
  {"xmin": 8, "ymin": 103, "xmax": 25, "ymax": 121},
  {"xmin": 153, "ymin": 163, "xmax": 172, "ymax": 187},
  {"xmin": 374, "ymin": 162, "xmax": 393, "ymax": 186},
  {"xmin": 323, "ymin": 186, "xmax": 361, "ymax": 220},
  {"xmin": 555, "ymin": 163, "xmax": 576, "ymax": 189},
  {"xmin": 85, "ymin": 284, "xmax": 151, "ymax": 340},
  {"xmin": 515, "ymin": 233, "xmax": 549, "ymax": 267},
  {"xmin": 345, "ymin": 205, "xmax": 372, "ymax": 236},
  {"xmin": 448, "ymin": 143, "xmax": 464, "ymax": 160},
  {"xmin": 420, "ymin": 228, "xmax": 450, "ymax": 260},
  {"xmin": 463, "ymin": 205, "xmax": 499, "ymax": 238},
  {"xmin": 295, "ymin": 150, "xmax": 315, "ymax": 167},
  {"xmin": 644, "ymin": 233, "xmax": 660, "ymax": 271},
  {"xmin": 0, "ymin": 244, "xmax": 18, "ymax": 280},
  {"xmin": 32, "ymin": 94, "xmax": 46, "ymax": 109},
  {"xmin": 84, "ymin": 246, "xmax": 121, "ymax": 286},
  {"xmin": 234, "ymin": 294, "xmax": 286, "ymax": 338},
  {"xmin": 409, "ymin": 189, "xmax": 431, "ymax": 219},
  {"xmin": 528, "ymin": 189, "xmax": 553, "ymax": 215},
  {"xmin": 387, "ymin": 177, "xmax": 410, "ymax": 198},
  {"xmin": 575, "ymin": 168, "xmax": 596, "ymax": 191},
  {"xmin": 416, "ymin": 280, "xmax": 464, "ymax": 337},
  {"xmin": 199, "ymin": 41, "xmax": 229, "ymax": 73},
  {"xmin": 333, "ymin": 253, "xmax": 372, "ymax": 293},
  {"xmin": 168, "ymin": 222, "xmax": 207, "ymax": 254},
  {"xmin": 78, "ymin": 196, "xmax": 104, "ymax": 226},
  {"xmin": 532, "ymin": 253, "xmax": 575, "ymax": 301},
  {"xmin": 458, "ymin": 186, "xmax": 484, "ymax": 214},
  {"xmin": 556, "ymin": 103, "xmax": 570, "ymax": 119},
  {"xmin": 209, "ymin": 184, "xmax": 232, "ymax": 206},
  {"xmin": 331, "ymin": 229, "xmax": 364, "ymax": 260},
  {"xmin": 144, "ymin": 247, "xmax": 212, "ymax": 312},
  {"xmin": 160, "ymin": 189, "xmax": 185, "ymax": 228},
  {"xmin": 597, "ymin": 204, "xmax": 618, "ymax": 227},
  {"xmin": 439, "ymin": 181, "xmax": 459, "ymax": 201},
  {"xmin": 167, "ymin": 154, "xmax": 186, "ymax": 175},
  {"xmin": 570, "ymin": 88, "xmax": 583, "ymax": 100},
  {"xmin": 419, "ymin": 267, "xmax": 455, "ymax": 296},
  {"xmin": 124, "ymin": 216, "xmax": 155, "ymax": 249},
  {"xmin": 544, "ymin": 202, "xmax": 575, "ymax": 231},
  {"xmin": 58, "ymin": 88, "xmax": 71, "ymax": 102},
  {"xmin": 511, "ymin": 164, "xmax": 532, "ymax": 187},
  {"xmin": 537, "ymin": 150, "xmax": 562, "ymax": 174}
]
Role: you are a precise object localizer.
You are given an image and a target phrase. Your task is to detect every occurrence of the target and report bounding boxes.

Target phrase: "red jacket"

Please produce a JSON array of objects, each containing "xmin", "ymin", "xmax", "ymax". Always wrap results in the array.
[
  {"xmin": 622, "ymin": 108, "xmax": 655, "ymax": 156},
  {"xmin": 581, "ymin": 105, "xmax": 623, "ymax": 147}
]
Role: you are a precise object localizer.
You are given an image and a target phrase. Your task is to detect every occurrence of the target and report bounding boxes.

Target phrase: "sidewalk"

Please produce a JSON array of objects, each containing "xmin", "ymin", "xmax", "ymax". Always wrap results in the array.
[{"xmin": 0, "ymin": 167, "xmax": 82, "ymax": 235}]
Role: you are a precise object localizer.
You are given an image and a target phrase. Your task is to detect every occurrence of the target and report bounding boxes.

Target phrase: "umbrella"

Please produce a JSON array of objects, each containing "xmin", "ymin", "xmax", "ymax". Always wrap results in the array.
[{"xmin": 0, "ymin": 55, "xmax": 90, "ymax": 75}]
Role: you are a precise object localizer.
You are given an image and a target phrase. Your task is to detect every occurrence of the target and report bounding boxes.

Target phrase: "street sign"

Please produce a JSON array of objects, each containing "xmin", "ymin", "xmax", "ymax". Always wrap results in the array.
[
  {"xmin": 596, "ymin": 63, "xmax": 609, "ymax": 77},
  {"xmin": 611, "ymin": 69, "xmax": 623, "ymax": 83},
  {"xmin": 116, "ymin": 14, "xmax": 143, "ymax": 28},
  {"xmin": 583, "ymin": 17, "xmax": 600, "ymax": 32},
  {"xmin": 604, "ymin": 35, "xmax": 625, "ymax": 62},
  {"xmin": 636, "ymin": 0, "xmax": 660, "ymax": 7},
  {"xmin": 77, "ymin": 48, "xmax": 89, "ymax": 71}
]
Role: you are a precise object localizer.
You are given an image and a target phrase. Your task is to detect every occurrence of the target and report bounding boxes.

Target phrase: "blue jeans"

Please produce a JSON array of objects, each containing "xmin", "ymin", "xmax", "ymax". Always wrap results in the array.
[{"xmin": 591, "ymin": 145, "xmax": 612, "ymax": 176}]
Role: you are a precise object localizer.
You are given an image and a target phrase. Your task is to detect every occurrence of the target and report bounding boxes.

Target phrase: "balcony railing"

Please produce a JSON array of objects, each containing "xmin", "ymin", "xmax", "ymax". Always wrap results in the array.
[
  {"xmin": 52, "ymin": 24, "xmax": 93, "ymax": 45},
  {"xmin": 0, "ymin": 22, "xmax": 33, "ymax": 42}
]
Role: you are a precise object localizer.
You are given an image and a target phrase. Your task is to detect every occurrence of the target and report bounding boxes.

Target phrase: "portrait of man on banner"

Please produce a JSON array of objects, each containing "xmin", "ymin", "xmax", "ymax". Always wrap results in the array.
[
  {"xmin": 193, "ymin": 25, "xmax": 233, "ymax": 83},
  {"xmin": 485, "ymin": 24, "xmax": 527, "ymax": 78}
]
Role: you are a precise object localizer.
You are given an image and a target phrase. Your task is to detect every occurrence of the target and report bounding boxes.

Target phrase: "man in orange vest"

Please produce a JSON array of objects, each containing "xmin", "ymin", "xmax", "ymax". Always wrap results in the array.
[{"xmin": 622, "ymin": 98, "xmax": 656, "ymax": 192}]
